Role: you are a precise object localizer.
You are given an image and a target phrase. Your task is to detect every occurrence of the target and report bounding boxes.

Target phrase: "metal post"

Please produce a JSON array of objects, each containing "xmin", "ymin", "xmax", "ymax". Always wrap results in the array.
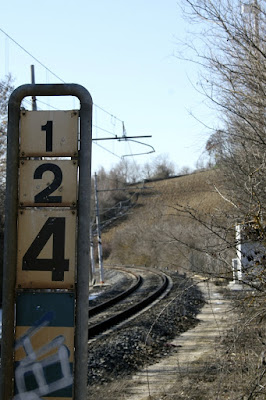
[
  {"xmin": 94, "ymin": 173, "xmax": 104, "ymax": 283},
  {"xmin": 30, "ymin": 65, "xmax": 37, "ymax": 111},
  {"xmin": 76, "ymin": 86, "xmax": 93, "ymax": 399},
  {"xmin": 1, "ymin": 84, "xmax": 92, "ymax": 400},
  {"xmin": 232, "ymin": 258, "xmax": 237, "ymax": 283},
  {"xmin": 235, "ymin": 224, "xmax": 242, "ymax": 282}
]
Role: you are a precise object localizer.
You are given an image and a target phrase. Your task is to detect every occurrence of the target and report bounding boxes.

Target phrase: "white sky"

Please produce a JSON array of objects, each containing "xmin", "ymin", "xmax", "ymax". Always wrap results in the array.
[{"xmin": 1, "ymin": 0, "xmax": 215, "ymax": 173}]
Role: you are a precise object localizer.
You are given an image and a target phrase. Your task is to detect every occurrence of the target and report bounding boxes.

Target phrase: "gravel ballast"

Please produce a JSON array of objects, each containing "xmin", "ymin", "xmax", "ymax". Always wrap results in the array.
[{"xmin": 88, "ymin": 271, "xmax": 205, "ymax": 387}]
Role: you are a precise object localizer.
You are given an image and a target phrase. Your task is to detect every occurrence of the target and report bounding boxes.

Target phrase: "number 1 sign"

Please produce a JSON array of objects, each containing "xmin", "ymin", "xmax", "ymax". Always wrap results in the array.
[{"xmin": 20, "ymin": 110, "xmax": 78, "ymax": 157}]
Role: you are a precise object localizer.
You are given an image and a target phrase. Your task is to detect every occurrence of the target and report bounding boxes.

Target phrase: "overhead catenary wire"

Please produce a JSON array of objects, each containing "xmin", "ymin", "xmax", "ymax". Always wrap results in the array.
[
  {"xmin": 91, "ymin": 183, "xmax": 148, "ymax": 230},
  {"xmin": 94, "ymin": 103, "xmax": 123, "ymax": 123},
  {"xmin": 0, "ymin": 28, "xmax": 123, "ymax": 159},
  {"xmin": 93, "ymin": 141, "xmax": 121, "ymax": 159},
  {"xmin": 0, "ymin": 26, "xmax": 123, "ymax": 126},
  {"xmin": 0, "ymin": 26, "xmax": 154, "ymax": 161},
  {"xmin": 0, "ymin": 27, "xmax": 65, "ymax": 83},
  {"xmin": 92, "ymin": 173, "xmax": 150, "ymax": 222},
  {"xmin": 92, "ymin": 191, "xmax": 137, "ymax": 226},
  {"xmin": 92, "ymin": 125, "xmax": 119, "ymax": 137}
]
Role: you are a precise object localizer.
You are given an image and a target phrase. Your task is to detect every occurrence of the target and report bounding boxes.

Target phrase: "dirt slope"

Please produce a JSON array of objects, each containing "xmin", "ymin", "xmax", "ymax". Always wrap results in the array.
[{"xmin": 102, "ymin": 169, "xmax": 233, "ymax": 274}]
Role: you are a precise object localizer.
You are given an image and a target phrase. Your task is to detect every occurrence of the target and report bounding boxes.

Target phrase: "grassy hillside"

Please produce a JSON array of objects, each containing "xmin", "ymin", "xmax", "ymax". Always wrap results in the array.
[
  {"xmin": 102, "ymin": 168, "xmax": 235, "ymax": 278},
  {"xmin": 101, "ymin": 169, "xmax": 266, "ymax": 399}
]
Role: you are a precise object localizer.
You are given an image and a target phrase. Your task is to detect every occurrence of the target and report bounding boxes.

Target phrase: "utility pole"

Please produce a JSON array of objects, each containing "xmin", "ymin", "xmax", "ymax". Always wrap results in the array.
[
  {"xmin": 94, "ymin": 173, "xmax": 104, "ymax": 284},
  {"xmin": 30, "ymin": 65, "xmax": 37, "ymax": 111}
]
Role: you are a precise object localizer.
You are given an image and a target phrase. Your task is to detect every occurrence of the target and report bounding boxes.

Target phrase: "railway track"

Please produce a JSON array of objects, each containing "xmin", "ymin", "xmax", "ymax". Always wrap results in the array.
[{"xmin": 88, "ymin": 267, "xmax": 170, "ymax": 339}]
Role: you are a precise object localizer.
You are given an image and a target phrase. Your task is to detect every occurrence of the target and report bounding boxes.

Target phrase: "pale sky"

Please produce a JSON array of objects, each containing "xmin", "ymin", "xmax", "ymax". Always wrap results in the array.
[{"xmin": 1, "ymin": 0, "xmax": 215, "ymax": 173}]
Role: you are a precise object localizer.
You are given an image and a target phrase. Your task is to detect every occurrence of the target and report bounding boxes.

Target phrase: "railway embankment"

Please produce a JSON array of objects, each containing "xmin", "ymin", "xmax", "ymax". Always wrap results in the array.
[
  {"xmin": 87, "ymin": 269, "xmax": 205, "ymax": 395},
  {"xmin": 87, "ymin": 274, "xmax": 235, "ymax": 400},
  {"xmin": 124, "ymin": 278, "xmax": 234, "ymax": 400}
]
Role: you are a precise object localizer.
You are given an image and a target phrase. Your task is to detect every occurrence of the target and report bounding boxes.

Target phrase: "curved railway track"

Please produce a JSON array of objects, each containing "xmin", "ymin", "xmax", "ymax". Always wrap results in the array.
[
  {"xmin": 89, "ymin": 269, "xmax": 142, "ymax": 317},
  {"xmin": 88, "ymin": 267, "xmax": 170, "ymax": 339}
]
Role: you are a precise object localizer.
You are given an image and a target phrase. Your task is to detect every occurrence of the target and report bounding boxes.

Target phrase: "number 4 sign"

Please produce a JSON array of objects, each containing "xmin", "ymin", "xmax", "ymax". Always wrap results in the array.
[{"xmin": 17, "ymin": 209, "xmax": 76, "ymax": 288}]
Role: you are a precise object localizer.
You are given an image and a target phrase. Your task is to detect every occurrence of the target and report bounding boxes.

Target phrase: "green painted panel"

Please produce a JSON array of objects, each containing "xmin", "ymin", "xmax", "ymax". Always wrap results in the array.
[{"xmin": 16, "ymin": 292, "xmax": 75, "ymax": 327}]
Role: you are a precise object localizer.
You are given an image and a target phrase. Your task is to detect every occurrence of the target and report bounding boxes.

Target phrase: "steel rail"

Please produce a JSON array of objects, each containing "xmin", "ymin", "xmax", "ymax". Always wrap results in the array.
[
  {"xmin": 88, "ymin": 271, "xmax": 169, "ymax": 339},
  {"xmin": 89, "ymin": 273, "xmax": 142, "ymax": 318}
]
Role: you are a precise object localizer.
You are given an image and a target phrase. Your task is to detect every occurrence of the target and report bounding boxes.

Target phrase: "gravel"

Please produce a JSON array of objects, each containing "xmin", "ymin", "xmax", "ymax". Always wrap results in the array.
[{"xmin": 88, "ymin": 271, "xmax": 205, "ymax": 386}]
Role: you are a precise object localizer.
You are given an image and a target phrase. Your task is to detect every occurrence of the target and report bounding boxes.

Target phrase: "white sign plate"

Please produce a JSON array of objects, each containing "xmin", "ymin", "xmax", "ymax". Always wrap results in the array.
[
  {"xmin": 19, "ymin": 160, "xmax": 78, "ymax": 207},
  {"xmin": 16, "ymin": 209, "xmax": 76, "ymax": 289},
  {"xmin": 20, "ymin": 110, "xmax": 78, "ymax": 157}
]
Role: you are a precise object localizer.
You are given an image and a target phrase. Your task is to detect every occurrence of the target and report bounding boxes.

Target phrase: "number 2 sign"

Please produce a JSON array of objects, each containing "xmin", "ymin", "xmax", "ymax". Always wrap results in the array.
[{"xmin": 16, "ymin": 110, "xmax": 79, "ymax": 289}]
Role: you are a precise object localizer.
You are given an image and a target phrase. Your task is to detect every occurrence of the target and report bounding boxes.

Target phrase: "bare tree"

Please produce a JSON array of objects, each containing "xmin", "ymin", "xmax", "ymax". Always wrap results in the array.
[
  {"xmin": 178, "ymin": 0, "xmax": 265, "ymax": 247},
  {"xmin": 140, "ymin": 154, "xmax": 177, "ymax": 180},
  {"xmin": 0, "ymin": 74, "xmax": 14, "ymax": 163},
  {"xmin": 173, "ymin": 1, "xmax": 266, "ymax": 396},
  {"xmin": 0, "ymin": 74, "xmax": 14, "ymax": 303}
]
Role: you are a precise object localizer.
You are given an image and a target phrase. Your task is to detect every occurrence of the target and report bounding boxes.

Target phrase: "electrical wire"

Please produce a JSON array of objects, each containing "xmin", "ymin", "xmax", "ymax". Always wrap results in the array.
[
  {"xmin": 0, "ymin": 27, "xmax": 65, "ymax": 84},
  {"xmin": 0, "ymin": 27, "xmax": 125, "ymax": 125},
  {"xmin": 93, "ymin": 141, "xmax": 121, "ymax": 159},
  {"xmin": 92, "ymin": 124, "xmax": 119, "ymax": 137},
  {"xmin": 93, "ymin": 188, "xmax": 139, "ymax": 223},
  {"xmin": 93, "ymin": 104, "xmax": 123, "ymax": 123},
  {"xmin": 35, "ymin": 99, "xmax": 61, "ymax": 110},
  {"xmin": 0, "ymin": 26, "xmax": 154, "ymax": 161},
  {"xmin": 97, "ymin": 176, "xmax": 128, "ymax": 185}
]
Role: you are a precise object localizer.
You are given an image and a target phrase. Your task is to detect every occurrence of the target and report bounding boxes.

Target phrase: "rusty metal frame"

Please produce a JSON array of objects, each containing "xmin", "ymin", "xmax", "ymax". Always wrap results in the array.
[{"xmin": 1, "ymin": 84, "xmax": 92, "ymax": 400}]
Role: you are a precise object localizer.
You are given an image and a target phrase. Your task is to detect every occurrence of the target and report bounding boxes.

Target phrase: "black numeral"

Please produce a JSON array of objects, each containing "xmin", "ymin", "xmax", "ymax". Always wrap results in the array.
[
  {"xmin": 22, "ymin": 217, "xmax": 69, "ymax": 281},
  {"xmin": 34, "ymin": 163, "xmax": 62, "ymax": 203},
  {"xmin": 41, "ymin": 121, "xmax": 53, "ymax": 152}
]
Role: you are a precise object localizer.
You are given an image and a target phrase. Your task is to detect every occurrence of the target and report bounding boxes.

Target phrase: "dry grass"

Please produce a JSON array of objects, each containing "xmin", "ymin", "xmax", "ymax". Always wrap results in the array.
[
  {"xmin": 102, "ymin": 169, "xmax": 234, "ymax": 276},
  {"xmin": 93, "ymin": 169, "xmax": 266, "ymax": 399},
  {"xmin": 87, "ymin": 290, "xmax": 266, "ymax": 400},
  {"xmin": 165, "ymin": 294, "xmax": 266, "ymax": 399},
  {"xmin": 103, "ymin": 170, "xmax": 221, "ymax": 235}
]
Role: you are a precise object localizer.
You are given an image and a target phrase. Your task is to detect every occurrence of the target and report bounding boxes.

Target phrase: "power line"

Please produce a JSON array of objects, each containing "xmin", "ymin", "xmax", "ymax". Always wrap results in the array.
[
  {"xmin": 93, "ymin": 104, "xmax": 123, "ymax": 123},
  {"xmin": 93, "ymin": 141, "xmax": 121, "ymax": 159},
  {"xmin": 0, "ymin": 27, "xmax": 65, "ymax": 83},
  {"xmin": 92, "ymin": 124, "xmax": 119, "ymax": 137},
  {"xmin": 0, "ymin": 26, "xmax": 124, "ymax": 124},
  {"xmin": 0, "ymin": 26, "xmax": 154, "ymax": 161}
]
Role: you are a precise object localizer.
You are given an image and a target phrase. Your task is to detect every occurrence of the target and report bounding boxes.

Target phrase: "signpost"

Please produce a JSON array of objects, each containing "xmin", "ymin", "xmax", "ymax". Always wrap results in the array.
[{"xmin": 1, "ymin": 84, "xmax": 92, "ymax": 400}]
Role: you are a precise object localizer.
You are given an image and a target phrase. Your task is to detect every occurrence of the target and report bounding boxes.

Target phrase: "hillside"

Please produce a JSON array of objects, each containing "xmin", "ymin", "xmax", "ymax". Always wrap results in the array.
[
  {"xmin": 102, "ymin": 168, "xmax": 235, "ymax": 277},
  {"xmin": 100, "ymin": 169, "xmax": 266, "ymax": 399}
]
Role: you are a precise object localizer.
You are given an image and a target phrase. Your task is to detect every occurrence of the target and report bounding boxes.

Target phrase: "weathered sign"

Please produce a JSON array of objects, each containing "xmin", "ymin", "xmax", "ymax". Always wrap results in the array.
[{"xmin": 1, "ymin": 84, "xmax": 92, "ymax": 400}]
